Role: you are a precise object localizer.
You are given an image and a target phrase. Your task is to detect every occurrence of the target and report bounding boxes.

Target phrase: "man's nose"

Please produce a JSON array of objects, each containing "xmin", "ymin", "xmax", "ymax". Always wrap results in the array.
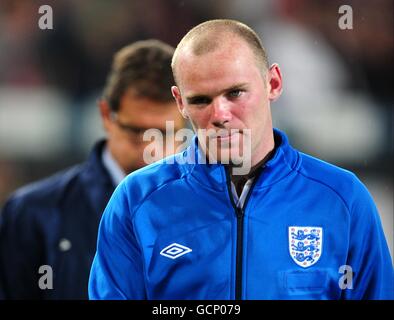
[{"xmin": 211, "ymin": 98, "xmax": 232, "ymax": 127}]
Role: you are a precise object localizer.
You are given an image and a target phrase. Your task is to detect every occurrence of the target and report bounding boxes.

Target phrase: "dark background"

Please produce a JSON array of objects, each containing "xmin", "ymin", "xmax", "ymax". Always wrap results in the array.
[{"xmin": 0, "ymin": 0, "xmax": 392, "ymax": 258}]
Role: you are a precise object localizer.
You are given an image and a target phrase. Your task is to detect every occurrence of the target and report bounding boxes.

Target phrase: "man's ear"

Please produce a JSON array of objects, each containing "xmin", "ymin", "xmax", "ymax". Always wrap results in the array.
[
  {"xmin": 98, "ymin": 99, "xmax": 112, "ymax": 131},
  {"xmin": 267, "ymin": 63, "xmax": 283, "ymax": 102},
  {"xmin": 171, "ymin": 86, "xmax": 188, "ymax": 119}
]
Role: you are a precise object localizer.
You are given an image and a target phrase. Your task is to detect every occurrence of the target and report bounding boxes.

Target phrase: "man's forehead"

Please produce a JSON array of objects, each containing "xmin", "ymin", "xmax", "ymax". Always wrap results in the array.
[
  {"xmin": 179, "ymin": 58, "xmax": 233, "ymax": 84},
  {"xmin": 177, "ymin": 55, "xmax": 256, "ymax": 95}
]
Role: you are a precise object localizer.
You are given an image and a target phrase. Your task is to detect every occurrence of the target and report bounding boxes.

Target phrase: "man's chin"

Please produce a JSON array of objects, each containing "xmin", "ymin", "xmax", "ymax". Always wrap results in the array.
[{"xmin": 206, "ymin": 147, "xmax": 242, "ymax": 164}]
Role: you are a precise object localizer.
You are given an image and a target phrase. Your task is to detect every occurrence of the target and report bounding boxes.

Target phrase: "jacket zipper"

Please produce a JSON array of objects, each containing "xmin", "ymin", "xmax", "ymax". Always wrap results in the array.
[{"xmin": 225, "ymin": 166, "xmax": 263, "ymax": 300}]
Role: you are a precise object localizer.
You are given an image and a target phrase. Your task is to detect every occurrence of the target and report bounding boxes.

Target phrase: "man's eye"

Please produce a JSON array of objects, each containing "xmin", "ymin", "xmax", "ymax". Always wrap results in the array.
[{"xmin": 228, "ymin": 90, "xmax": 242, "ymax": 98}]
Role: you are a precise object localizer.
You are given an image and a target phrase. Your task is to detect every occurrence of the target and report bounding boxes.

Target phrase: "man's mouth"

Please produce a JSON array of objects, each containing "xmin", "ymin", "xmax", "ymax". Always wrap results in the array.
[
  {"xmin": 210, "ymin": 129, "xmax": 243, "ymax": 139},
  {"xmin": 210, "ymin": 130, "xmax": 243, "ymax": 146}
]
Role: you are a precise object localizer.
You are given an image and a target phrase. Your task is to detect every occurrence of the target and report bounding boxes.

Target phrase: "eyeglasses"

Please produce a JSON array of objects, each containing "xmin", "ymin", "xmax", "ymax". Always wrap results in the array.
[{"xmin": 110, "ymin": 112, "xmax": 168, "ymax": 141}]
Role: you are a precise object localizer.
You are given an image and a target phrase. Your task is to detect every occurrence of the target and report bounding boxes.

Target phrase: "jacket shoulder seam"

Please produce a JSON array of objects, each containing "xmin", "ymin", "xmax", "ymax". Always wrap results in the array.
[
  {"xmin": 127, "ymin": 174, "xmax": 187, "ymax": 221},
  {"xmin": 296, "ymin": 169, "xmax": 352, "ymax": 215}
]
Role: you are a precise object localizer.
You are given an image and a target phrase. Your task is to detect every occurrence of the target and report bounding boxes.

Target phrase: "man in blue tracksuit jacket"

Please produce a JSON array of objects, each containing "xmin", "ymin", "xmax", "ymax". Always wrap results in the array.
[{"xmin": 89, "ymin": 20, "xmax": 393, "ymax": 299}]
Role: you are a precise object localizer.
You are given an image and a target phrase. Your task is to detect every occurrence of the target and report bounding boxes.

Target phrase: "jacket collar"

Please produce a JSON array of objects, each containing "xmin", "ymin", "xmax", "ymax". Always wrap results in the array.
[
  {"xmin": 182, "ymin": 128, "xmax": 300, "ymax": 192},
  {"xmin": 80, "ymin": 140, "xmax": 115, "ymax": 216}
]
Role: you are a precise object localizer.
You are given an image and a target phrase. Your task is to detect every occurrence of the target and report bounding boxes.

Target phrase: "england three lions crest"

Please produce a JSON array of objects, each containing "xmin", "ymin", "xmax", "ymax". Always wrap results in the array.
[{"xmin": 289, "ymin": 226, "xmax": 323, "ymax": 268}]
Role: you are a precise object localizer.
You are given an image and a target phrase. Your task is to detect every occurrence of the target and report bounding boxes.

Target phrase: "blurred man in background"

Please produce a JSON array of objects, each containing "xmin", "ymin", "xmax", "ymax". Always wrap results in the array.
[{"xmin": 0, "ymin": 39, "xmax": 184, "ymax": 299}]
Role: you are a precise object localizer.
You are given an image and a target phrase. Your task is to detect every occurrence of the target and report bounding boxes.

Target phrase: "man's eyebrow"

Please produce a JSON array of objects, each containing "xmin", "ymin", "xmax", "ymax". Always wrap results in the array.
[
  {"xmin": 225, "ymin": 83, "xmax": 248, "ymax": 92},
  {"xmin": 186, "ymin": 83, "xmax": 249, "ymax": 103}
]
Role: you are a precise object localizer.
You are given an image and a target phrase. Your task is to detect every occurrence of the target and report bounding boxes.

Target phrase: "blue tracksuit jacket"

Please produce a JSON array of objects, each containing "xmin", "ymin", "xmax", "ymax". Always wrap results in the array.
[{"xmin": 89, "ymin": 129, "xmax": 393, "ymax": 299}]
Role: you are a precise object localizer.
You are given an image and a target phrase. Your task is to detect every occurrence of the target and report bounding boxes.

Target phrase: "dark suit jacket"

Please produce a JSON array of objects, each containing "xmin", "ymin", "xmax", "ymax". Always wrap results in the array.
[{"xmin": 0, "ymin": 141, "xmax": 115, "ymax": 299}]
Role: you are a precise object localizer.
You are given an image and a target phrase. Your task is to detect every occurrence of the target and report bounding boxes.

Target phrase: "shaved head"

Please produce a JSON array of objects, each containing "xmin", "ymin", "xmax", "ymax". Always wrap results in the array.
[{"xmin": 172, "ymin": 19, "xmax": 269, "ymax": 85}]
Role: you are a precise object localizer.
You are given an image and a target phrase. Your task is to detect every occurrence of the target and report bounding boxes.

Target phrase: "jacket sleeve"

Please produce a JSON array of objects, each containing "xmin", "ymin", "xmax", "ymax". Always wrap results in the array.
[
  {"xmin": 342, "ymin": 179, "xmax": 393, "ymax": 300},
  {"xmin": 0, "ymin": 197, "xmax": 44, "ymax": 299},
  {"xmin": 88, "ymin": 181, "xmax": 146, "ymax": 299}
]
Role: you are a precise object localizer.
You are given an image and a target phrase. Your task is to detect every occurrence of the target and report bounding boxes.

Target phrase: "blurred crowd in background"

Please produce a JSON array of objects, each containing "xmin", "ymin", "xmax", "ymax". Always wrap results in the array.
[{"xmin": 0, "ymin": 0, "xmax": 392, "ymax": 257}]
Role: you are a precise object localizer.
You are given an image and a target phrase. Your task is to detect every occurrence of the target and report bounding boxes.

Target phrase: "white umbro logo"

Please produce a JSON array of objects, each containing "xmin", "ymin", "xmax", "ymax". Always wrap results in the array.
[{"xmin": 160, "ymin": 243, "xmax": 192, "ymax": 259}]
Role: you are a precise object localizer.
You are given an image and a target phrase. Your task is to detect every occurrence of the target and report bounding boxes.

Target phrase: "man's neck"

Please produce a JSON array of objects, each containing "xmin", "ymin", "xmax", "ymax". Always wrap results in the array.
[{"xmin": 229, "ymin": 133, "xmax": 278, "ymax": 196}]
